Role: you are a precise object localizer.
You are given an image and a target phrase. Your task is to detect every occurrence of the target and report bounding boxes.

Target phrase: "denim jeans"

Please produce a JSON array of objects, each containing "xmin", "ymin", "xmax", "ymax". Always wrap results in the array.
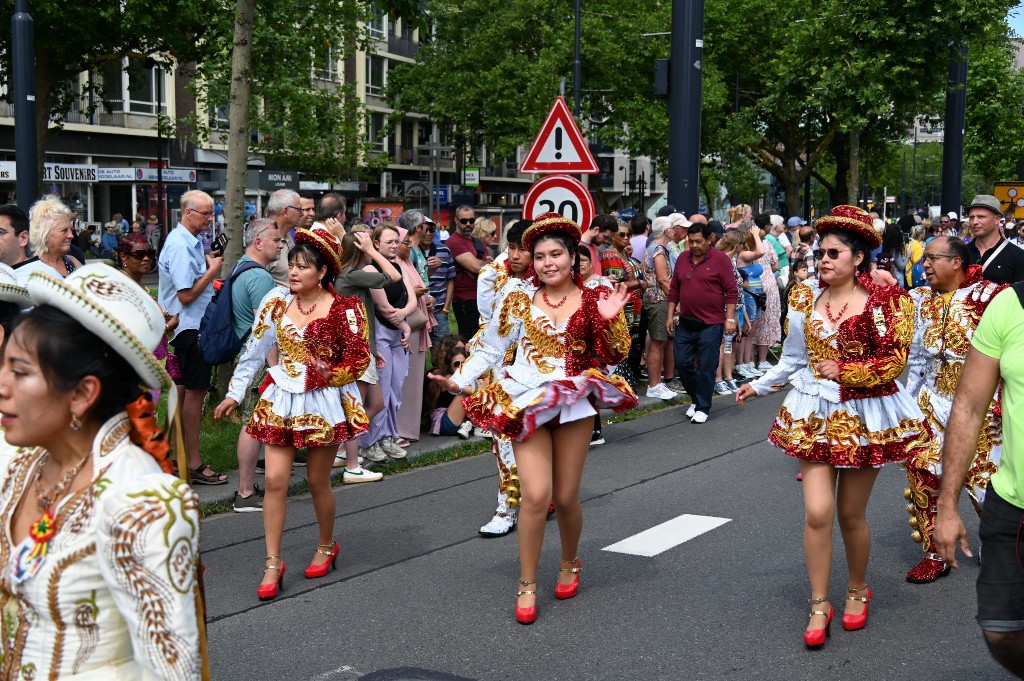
[
  {"xmin": 674, "ymin": 323, "xmax": 723, "ymax": 414},
  {"xmin": 430, "ymin": 309, "xmax": 451, "ymax": 345}
]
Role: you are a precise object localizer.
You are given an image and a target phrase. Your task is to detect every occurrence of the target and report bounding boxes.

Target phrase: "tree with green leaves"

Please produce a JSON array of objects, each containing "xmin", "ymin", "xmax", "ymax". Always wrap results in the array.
[{"xmin": 0, "ymin": 0, "xmax": 207, "ymax": 181}]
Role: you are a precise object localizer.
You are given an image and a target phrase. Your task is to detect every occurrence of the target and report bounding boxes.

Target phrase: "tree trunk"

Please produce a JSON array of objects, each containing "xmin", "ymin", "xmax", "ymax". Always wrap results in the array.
[
  {"xmin": 830, "ymin": 134, "xmax": 850, "ymax": 207},
  {"xmin": 217, "ymin": 0, "xmax": 256, "ymax": 399},
  {"xmin": 846, "ymin": 126, "xmax": 861, "ymax": 208},
  {"xmin": 224, "ymin": 0, "xmax": 255, "ymax": 274},
  {"xmin": 784, "ymin": 174, "xmax": 804, "ymax": 218}
]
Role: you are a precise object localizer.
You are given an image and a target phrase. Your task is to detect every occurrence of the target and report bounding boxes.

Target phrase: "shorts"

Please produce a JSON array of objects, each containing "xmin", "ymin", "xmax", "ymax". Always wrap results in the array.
[
  {"xmin": 645, "ymin": 302, "xmax": 668, "ymax": 341},
  {"xmin": 743, "ymin": 289, "xmax": 764, "ymax": 322},
  {"xmin": 170, "ymin": 329, "xmax": 212, "ymax": 390},
  {"xmin": 976, "ymin": 486, "xmax": 1024, "ymax": 632},
  {"xmin": 239, "ymin": 364, "xmax": 268, "ymax": 423},
  {"xmin": 439, "ymin": 412, "xmax": 461, "ymax": 436},
  {"xmin": 359, "ymin": 362, "xmax": 379, "ymax": 385}
]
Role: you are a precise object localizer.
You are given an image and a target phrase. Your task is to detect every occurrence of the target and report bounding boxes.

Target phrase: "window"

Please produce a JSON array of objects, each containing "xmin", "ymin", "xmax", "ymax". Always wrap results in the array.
[
  {"xmin": 313, "ymin": 45, "xmax": 340, "ymax": 82},
  {"xmin": 368, "ymin": 13, "xmax": 386, "ymax": 39},
  {"xmin": 366, "ymin": 55, "xmax": 386, "ymax": 96},
  {"xmin": 101, "ymin": 59, "xmax": 166, "ymax": 115},
  {"xmin": 367, "ymin": 112, "xmax": 388, "ymax": 152},
  {"xmin": 209, "ymin": 103, "xmax": 229, "ymax": 129}
]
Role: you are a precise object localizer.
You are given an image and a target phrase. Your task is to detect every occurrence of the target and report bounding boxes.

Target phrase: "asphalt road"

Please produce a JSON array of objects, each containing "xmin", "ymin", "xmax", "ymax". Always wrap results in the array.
[{"xmin": 201, "ymin": 390, "xmax": 1012, "ymax": 681}]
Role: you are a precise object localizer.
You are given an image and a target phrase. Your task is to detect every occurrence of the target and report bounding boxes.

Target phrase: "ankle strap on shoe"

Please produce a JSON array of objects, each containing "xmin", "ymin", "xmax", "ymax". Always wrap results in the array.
[
  {"xmin": 315, "ymin": 541, "xmax": 337, "ymax": 555},
  {"xmin": 807, "ymin": 596, "xmax": 828, "ymax": 605},
  {"xmin": 559, "ymin": 557, "xmax": 582, "ymax": 573},
  {"xmin": 518, "ymin": 579, "xmax": 536, "ymax": 596},
  {"xmin": 846, "ymin": 584, "xmax": 870, "ymax": 603},
  {"xmin": 265, "ymin": 555, "xmax": 282, "ymax": 570}
]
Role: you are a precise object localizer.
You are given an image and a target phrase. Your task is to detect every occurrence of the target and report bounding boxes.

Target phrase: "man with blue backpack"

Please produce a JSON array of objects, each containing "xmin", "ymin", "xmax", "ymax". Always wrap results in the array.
[{"xmin": 200, "ymin": 217, "xmax": 284, "ymax": 512}]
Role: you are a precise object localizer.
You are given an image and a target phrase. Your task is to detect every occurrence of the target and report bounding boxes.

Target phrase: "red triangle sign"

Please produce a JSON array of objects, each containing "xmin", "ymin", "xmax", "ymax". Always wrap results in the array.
[{"xmin": 519, "ymin": 96, "xmax": 598, "ymax": 174}]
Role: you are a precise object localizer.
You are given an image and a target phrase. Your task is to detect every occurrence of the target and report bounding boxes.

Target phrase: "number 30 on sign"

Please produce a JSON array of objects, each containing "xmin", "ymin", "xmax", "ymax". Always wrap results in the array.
[{"xmin": 522, "ymin": 174, "xmax": 595, "ymax": 230}]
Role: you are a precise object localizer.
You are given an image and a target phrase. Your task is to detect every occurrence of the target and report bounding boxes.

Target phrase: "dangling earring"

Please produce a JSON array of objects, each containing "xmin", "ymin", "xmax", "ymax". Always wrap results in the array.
[{"xmin": 69, "ymin": 413, "xmax": 82, "ymax": 432}]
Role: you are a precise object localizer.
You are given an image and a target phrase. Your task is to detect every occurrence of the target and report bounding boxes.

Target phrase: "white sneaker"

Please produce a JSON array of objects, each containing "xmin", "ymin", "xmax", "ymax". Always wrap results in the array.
[
  {"xmin": 686, "ymin": 404, "xmax": 697, "ymax": 419},
  {"xmin": 380, "ymin": 438, "xmax": 407, "ymax": 459},
  {"xmin": 456, "ymin": 420, "xmax": 474, "ymax": 440},
  {"xmin": 734, "ymin": 364, "xmax": 754, "ymax": 378},
  {"xmin": 690, "ymin": 410, "xmax": 709, "ymax": 424},
  {"xmin": 473, "ymin": 427, "xmax": 493, "ymax": 439},
  {"xmin": 479, "ymin": 513, "xmax": 517, "ymax": 537},
  {"xmin": 362, "ymin": 443, "xmax": 388, "ymax": 462},
  {"xmin": 714, "ymin": 381, "xmax": 733, "ymax": 395},
  {"xmin": 757, "ymin": 361, "xmax": 774, "ymax": 371},
  {"xmin": 343, "ymin": 466, "xmax": 383, "ymax": 484},
  {"xmin": 646, "ymin": 384, "xmax": 675, "ymax": 400},
  {"xmin": 747, "ymin": 364, "xmax": 765, "ymax": 376}
]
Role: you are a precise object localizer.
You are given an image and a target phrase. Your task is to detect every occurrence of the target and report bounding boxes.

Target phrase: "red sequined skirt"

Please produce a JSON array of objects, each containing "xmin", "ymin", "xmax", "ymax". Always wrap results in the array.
[
  {"xmin": 463, "ymin": 368, "xmax": 637, "ymax": 442},
  {"xmin": 768, "ymin": 386, "xmax": 930, "ymax": 468},
  {"xmin": 246, "ymin": 383, "xmax": 369, "ymax": 448}
]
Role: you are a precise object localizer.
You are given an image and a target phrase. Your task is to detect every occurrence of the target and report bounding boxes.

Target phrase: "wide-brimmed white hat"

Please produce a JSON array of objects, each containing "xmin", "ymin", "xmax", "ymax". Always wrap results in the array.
[
  {"xmin": 26, "ymin": 264, "xmax": 174, "ymax": 419},
  {"xmin": 0, "ymin": 263, "xmax": 31, "ymax": 309}
]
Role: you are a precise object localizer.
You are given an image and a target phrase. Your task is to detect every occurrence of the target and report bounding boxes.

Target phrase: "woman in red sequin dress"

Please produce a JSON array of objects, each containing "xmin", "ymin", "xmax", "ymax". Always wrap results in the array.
[
  {"xmin": 736, "ymin": 206, "xmax": 929, "ymax": 649},
  {"xmin": 428, "ymin": 213, "xmax": 637, "ymax": 625},
  {"xmin": 215, "ymin": 227, "xmax": 370, "ymax": 600}
]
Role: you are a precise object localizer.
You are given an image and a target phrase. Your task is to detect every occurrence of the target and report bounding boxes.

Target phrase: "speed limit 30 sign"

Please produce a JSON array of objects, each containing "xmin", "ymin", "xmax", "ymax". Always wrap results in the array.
[{"xmin": 522, "ymin": 174, "xmax": 595, "ymax": 230}]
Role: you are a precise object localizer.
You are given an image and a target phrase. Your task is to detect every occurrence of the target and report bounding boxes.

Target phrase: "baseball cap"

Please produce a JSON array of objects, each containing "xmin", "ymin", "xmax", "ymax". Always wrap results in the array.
[
  {"xmin": 787, "ymin": 216, "xmax": 807, "ymax": 228},
  {"xmin": 656, "ymin": 204, "xmax": 678, "ymax": 217},
  {"xmin": 668, "ymin": 212, "xmax": 690, "ymax": 228},
  {"xmin": 708, "ymin": 219, "xmax": 724, "ymax": 239},
  {"xmin": 946, "ymin": 211, "xmax": 959, "ymax": 221}
]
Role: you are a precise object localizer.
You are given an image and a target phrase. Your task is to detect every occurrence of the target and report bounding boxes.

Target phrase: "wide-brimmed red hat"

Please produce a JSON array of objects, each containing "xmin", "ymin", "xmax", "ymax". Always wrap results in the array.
[
  {"xmin": 294, "ymin": 226, "xmax": 343, "ymax": 279},
  {"xmin": 522, "ymin": 212, "xmax": 582, "ymax": 252},
  {"xmin": 815, "ymin": 205, "xmax": 881, "ymax": 250}
]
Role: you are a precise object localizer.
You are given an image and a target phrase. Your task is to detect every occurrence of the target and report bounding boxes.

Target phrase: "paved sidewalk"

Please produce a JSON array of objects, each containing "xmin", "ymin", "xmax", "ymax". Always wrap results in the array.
[{"xmin": 191, "ymin": 387, "xmax": 698, "ymax": 510}]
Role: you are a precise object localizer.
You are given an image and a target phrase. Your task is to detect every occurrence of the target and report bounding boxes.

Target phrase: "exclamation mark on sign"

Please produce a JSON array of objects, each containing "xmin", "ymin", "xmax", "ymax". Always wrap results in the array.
[{"xmin": 554, "ymin": 126, "xmax": 563, "ymax": 160}]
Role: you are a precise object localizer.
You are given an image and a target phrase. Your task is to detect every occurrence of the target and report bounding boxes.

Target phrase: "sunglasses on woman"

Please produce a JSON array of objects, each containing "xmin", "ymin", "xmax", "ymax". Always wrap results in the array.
[
  {"xmin": 127, "ymin": 249, "xmax": 156, "ymax": 260},
  {"xmin": 813, "ymin": 248, "xmax": 849, "ymax": 261}
]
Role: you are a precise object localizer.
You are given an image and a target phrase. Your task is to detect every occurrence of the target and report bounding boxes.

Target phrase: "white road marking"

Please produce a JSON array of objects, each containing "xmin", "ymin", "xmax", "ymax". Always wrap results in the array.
[{"xmin": 601, "ymin": 514, "xmax": 732, "ymax": 557}]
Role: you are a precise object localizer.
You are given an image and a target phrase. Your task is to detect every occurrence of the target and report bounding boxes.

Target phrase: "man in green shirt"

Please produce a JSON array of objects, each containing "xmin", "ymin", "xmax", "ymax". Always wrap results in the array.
[
  {"xmin": 936, "ymin": 286, "xmax": 1024, "ymax": 677},
  {"xmin": 229, "ymin": 218, "xmax": 284, "ymax": 512}
]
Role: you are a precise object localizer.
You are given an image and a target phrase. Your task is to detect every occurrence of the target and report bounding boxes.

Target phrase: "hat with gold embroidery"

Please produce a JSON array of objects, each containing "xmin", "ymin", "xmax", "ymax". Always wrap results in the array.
[
  {"xmin": 815, "ymin": 205, "xmax": 882, "ymax": 250},
  {"xmin": 294, "ymin": 226, "xmax": 343, "ymax": 279},
  {"xmin": 521, "ymin": 212, "xmax": 582, "ymax": 252}
]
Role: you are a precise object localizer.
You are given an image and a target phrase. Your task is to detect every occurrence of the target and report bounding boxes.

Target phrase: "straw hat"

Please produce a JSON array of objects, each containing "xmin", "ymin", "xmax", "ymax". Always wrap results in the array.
[{"xmin": 26, "ymin": 264, "xmax": 174, "ymax": 417}]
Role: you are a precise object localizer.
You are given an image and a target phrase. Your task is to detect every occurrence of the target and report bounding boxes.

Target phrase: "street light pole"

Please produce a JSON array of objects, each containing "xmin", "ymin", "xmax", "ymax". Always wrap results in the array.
[
  {"xmin": 941, "ymin": 43, "xmax": 968, "ymax": 217},
  {"xmin": 12, "ymin": 0, "xmax": 38, "ymax": 209},
  {"xmin": 668, "ymin": 0, "xmax": 704, "ymax": 212},
  {"xmin": 573, "ymin": 0, "xmax": 581, "ymax": 117}
]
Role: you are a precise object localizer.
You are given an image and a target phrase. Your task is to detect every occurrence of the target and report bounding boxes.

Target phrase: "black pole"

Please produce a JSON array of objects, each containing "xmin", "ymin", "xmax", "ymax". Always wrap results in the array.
[
  {"xmin": 573, "ymin": 0, "xmax": 581, "ymax": 117},
  {"xmin": 911, "ymin": 126, "xmax": 919, "ymax": 209},
  {"xmin": 941, "ymin": 42, "xmax": 968, "ymax": 217},
  {"xmin": 157, "ymin": 64, "xmax": 165, "ymax": 240},
  {"xmin": 668, "ymin": 0, "xmax": 704, "ymax": 212},
  {"xmin": 901, "ymin": 147, "xmax": 907, "ymax": 214},
  {"xmin": 12, "ymin": 0, "xmax": 37, "ymax": 209}
]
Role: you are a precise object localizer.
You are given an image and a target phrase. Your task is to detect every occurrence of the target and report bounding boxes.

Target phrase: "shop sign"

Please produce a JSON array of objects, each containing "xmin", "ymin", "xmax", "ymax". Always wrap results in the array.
[
  {"xmin": 97, "ymin": 168, "xmax": 139, "ymax": 181},
  {"xmin": 43, "ymin": 163, "xmax": 98, "ymax": 183},
  {"xmin": 135, "ymin": 167, "xmax": 197, "ymax": 183},
  {"xmin": 0, "ymin": 162, "xmax": 15, "ymax": 181},
  {"xmin": 260, "ymin": 171, "xmax": 298, "ymax": 190}
]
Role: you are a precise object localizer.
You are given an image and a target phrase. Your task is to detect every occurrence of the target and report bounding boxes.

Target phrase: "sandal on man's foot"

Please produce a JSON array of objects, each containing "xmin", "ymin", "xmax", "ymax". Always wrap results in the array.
[{"xmin": 189, "ymin": 464, "xmax": 228, "ymax": 485}]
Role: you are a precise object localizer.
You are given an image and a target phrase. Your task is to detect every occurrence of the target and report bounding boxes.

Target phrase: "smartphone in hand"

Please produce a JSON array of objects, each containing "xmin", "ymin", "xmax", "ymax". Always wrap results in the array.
[{"xmin": 212, "ymin": 233, "xmax": 229, "ymax": 256}]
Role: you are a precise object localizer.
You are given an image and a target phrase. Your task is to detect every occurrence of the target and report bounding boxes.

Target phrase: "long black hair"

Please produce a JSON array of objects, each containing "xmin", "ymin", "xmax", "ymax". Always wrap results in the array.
[{"xmin": 11, "ymin": 305, "xmax": 143, "ymax": 424}]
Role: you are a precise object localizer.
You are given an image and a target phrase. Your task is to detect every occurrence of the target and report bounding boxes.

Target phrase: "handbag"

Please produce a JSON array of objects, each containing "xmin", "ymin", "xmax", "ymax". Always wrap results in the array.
[{"xmin": 406, "ymin": 306, "xmax": 429, "ymax": 331}]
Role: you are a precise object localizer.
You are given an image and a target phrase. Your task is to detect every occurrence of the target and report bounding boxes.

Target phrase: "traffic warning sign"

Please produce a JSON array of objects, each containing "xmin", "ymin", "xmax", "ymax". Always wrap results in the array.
[{"xmin": 519, "ymin": 96, "xmax": 599, "ymax": 175}]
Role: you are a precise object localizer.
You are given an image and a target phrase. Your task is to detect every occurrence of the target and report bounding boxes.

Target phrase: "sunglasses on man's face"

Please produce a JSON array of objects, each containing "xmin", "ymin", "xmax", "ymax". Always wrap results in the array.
[
  {"xmin": 458, "ymin": 217, "xmax": 475, "ymax": 225},
  {"xmin": 616, "ymin": 232, "xmax": 629, "ymax": 238}
]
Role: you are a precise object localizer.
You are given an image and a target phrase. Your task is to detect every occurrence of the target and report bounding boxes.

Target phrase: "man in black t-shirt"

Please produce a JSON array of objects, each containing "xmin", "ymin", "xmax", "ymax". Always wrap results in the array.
[{"xmin": 966, "ymin": 194, "xmax": 1024, "ymax": 285}]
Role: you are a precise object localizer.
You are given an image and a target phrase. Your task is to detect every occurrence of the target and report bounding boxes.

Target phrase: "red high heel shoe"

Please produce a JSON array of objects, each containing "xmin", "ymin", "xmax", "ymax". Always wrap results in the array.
[
  {"xmin": 515, "ymin": 580, "xmax": 537, "ymax": 624},
  {"xmin": 257, "ymin": 555, "xmax": 286, "ymax": 600},
  {"xmin": 555, "ymin": 557, "xmax": 582, "ymax": 599},
  {"xmin": 842, "ymin": 584, "xmax": 871, "ymax": 630},
  {"xmin": 803, "ymin": 598, "xmax": 833, "ymax": 649},
  {"xmin": 304, "ymin": 541, "xmax": 340, "ymax": 579}
]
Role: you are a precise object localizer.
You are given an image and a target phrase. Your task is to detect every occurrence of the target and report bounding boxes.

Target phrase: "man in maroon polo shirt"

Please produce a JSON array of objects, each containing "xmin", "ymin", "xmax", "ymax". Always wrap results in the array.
[
  {"xmin": 446, "ymin": 204, "xmax": 491, "ymax": 339},
  {"xmin": 665, "ymin": 222, "xmax": 738, "ymax": 423}
]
